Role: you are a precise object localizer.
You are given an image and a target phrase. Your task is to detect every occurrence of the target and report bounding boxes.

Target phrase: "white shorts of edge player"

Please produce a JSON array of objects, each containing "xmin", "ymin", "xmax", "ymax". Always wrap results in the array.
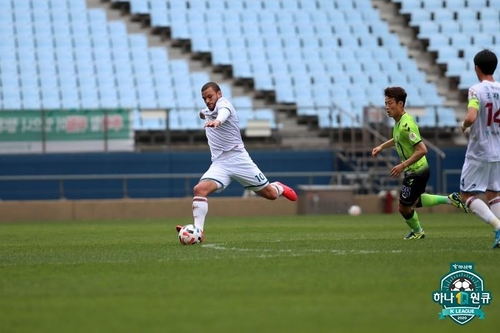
[
  {"xmin": 200, "ymin": 150, "xmax": 269, "ymax": 193},
  {"xmin": 460, "ymin": 157, "xmax": 500, "ymax": 192}
]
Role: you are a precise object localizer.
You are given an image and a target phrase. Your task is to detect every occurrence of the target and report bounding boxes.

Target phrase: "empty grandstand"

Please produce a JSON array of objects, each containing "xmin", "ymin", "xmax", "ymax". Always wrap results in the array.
[
  {"xmin": 1, "ymin": 0, "xmax": 496, "ymax": 196},
  {"xmin": 1, "ymin": 0, "xmax": 498, "ymax": 150}
]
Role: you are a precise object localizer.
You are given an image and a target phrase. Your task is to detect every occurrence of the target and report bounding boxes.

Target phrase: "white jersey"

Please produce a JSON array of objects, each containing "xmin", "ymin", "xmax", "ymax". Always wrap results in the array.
[
  {"xmin": 466, "ymin": 80, "xmax": 500, "ymax": 162},
  {"xmin": 201, "ymin": 97, "xmax": 245, "ymax": 161}
]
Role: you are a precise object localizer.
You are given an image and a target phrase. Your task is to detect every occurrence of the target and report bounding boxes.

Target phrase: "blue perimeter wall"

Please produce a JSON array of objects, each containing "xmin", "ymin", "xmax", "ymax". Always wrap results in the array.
[{"xmin": 0, "ymin": 148, "xmax": 466, "ymax": 201}]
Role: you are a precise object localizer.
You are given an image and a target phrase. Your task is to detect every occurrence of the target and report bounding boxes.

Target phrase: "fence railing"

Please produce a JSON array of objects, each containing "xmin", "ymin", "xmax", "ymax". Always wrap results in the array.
[
  {"xmin": 0, "ymin": 168, "xmax": 466, "ymax": 200},
  {"xmin": 0, "ymin": 171, "xmax": 367, "ymax": 200}
]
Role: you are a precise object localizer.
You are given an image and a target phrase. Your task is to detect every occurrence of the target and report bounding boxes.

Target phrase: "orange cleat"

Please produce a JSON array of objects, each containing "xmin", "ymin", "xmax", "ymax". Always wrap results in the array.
[{"xmin": 276, "ymin": 182, "xmax": 298, "ymax": 201}]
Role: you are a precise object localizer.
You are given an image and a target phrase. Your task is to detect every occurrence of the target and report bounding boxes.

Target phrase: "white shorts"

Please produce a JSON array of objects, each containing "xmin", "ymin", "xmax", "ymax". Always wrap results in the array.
[
  {"xmin": 460, "ymin": 158, "xmax": 500, "ymax": 193},
  {"xmin": 200, "ymin": 150, "xmax": 269, "ymax": 193}
]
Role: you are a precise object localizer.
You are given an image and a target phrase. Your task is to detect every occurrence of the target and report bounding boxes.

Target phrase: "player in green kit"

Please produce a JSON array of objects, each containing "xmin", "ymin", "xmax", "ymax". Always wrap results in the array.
[{"xmin": 372, "ymin": 87, "xmax": 469, "ymax": 240}]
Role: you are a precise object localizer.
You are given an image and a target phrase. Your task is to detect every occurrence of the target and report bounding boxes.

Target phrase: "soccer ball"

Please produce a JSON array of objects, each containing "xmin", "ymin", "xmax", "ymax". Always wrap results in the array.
[
  {"xmin": 450, "ymin": 278, "xmax": 474, "ymax": 291},
  {"xmin": 348, "ymin": 205, "xmax": 362, "ymax": 216},
  {"xmin": 178, "ymin": 224, "xmax": 204, "ymax": 245}
]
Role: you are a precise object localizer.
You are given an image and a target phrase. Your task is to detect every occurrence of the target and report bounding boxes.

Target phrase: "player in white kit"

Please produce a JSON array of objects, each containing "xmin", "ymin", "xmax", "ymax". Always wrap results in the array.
[
  {"xmin": 459, "ymin": 49, "xmax": 500, "ymax": 248},
  {"xmin": 176, "ymin": 82, "xmax": 297, "ymax": 235}
]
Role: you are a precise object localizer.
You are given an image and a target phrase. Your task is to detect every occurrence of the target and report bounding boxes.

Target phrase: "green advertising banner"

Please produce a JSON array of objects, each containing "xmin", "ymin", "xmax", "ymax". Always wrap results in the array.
[{"xmin": 0, "ymin": 109, "xmax": 133, "ymax": 153}]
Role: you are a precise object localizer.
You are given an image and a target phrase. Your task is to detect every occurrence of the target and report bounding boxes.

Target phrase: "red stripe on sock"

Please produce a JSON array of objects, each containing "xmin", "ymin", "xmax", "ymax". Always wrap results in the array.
[
  {"xmin": 489, "ymin": 197, "xmax": 500, "ymax": 205},
  {"xmin": 193, "ymin": 196, "xmax": 207, "ymax": 202},
  {"xmin": 466, "ymin": 196, "xmax": 477, "ymax": 208}
]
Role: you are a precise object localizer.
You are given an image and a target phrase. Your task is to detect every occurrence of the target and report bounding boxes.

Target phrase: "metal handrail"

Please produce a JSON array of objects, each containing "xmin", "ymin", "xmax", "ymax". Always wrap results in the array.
[
  {"xmin": 328, "ymin": 103, "xmax": 448, "ymax": 192},
  {"xmin": 0, "ymin": 171, "xmax": 363, "ymax": 199},
  {"xmin": 0, "ymin": 171, "xmax": 352, "ymax": 181}
]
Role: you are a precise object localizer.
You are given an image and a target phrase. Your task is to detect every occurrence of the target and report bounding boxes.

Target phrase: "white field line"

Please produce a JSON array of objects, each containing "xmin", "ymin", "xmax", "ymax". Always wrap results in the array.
[{"xmin": 202, "ymin": 243, "xmax": 403, "ymax": 255}]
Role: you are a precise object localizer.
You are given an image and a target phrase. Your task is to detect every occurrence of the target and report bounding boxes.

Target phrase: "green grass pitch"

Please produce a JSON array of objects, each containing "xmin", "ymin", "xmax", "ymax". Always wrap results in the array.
[{"xmin": 0, "ymin": 213, "xmax": 499, "ymax": 333}]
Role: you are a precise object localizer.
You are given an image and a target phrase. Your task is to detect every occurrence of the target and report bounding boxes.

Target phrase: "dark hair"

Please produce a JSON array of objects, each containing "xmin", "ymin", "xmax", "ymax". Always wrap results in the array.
[
  {"xmin": 474, "ymin": 49, "xmax": 497, "ymax": 75},
  {"xmin": 384, "ymin": 86, "xmax": 407, "ymax": 106},
  {"xmin": 201, "ymin": 82, "xmax": 221, "ymax": 92}
]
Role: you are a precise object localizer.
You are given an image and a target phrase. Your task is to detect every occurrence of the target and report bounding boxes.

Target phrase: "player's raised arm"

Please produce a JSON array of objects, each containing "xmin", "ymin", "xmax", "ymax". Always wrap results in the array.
[
  {"xmin": 204, "ymin": 108, "xmax": 230, "ymax": 128},
  {"xmin": 372, "ymin": 138, "xmax": 395, "ymax": 157}
]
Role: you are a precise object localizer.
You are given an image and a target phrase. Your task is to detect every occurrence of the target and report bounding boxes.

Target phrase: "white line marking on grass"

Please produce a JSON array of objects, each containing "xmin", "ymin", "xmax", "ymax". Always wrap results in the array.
[
  {"xmin": 202, "ymin": 243, "xmax": 403, "ymax": 256},
  {"xmin": 202, "ymin": 243, "xmax": 292, "ymax": 253}
]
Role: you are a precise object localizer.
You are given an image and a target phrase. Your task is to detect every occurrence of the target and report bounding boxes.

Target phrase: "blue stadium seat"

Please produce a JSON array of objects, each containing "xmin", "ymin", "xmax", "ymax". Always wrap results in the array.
[
  {"xmin": 232, "ymin": 59, "xmax": 253, "ymax": 78},
  {"xmin": 446, "ymin": 58, "xmax": 467, "ymax": 77},
  {"xmin": 1, "ymin": 0, "xmax": 460, "ymax": 131},
  {"xmin": 420, "ymin": 0, "xmax": 444, "ymax": 9},
  {"xmin": 436, "ymin": 107, "xmax": 458, "ymax": 127},
  {"xmin": 232, "ymin": 96, "xmax": 253, "ymax": 113},
  {"xmin": 409, "ymin": 9, "xmax": 432, "ymax": 26},
  {"xmin": 129, "ymin": 0, "xmax": 149, "ymax": 15},
  {"xmin": 398, "ymin": 0, "xmax": 500, "ymax": 94},
  {"xmin": 456, "ymin": 8, "xmax": 479, "ymax": 22},
  {"xmin": 222, "ymin": 0, "xmax": 241, "ymax": 10},
  {"xmin": 418, "ymin": 108, "xmax": 437, "ymax": 128},
  {"xmin": 478, "ymin": 8, "xmax": 500, "ymax": 21},
  {"xmin": 417, "ymin": 21, "xmax": 439, "ymax": 38},
  {"xmin": 253, "ymin": 109, "xmax": 277, "ymax": 128},
  {"xmin": 472, "ymin": 34, "xmax": 494, "ymax": 47},
  {"xmin": 435, "ymin": 46, "xmax": 459, "ymax": 64},
  {"xmin": 465, "ymin": 0, "xmax": 489, "ymax": 6},
  {"xmin": 440, "ymin": 21, "xmax": 461, "ymax": 34},
  {"xmin": 22, "ymin": 90, "xmax": 42, "ymax": 110},
  {"xmin": 432, "ymin": 8, "xmax": 454, "ymax": 22},
  {"xmin": 275, "ymin": 81, "xmax": 296, "ymax": 104}
]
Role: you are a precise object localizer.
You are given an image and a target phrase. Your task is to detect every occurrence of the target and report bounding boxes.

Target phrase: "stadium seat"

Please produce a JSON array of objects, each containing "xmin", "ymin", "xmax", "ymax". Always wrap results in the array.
[
  {"xmin": 399, "ymin": 0, "xmax": 500, "ymax": 96},
  {"xmin": 396, "ymin": 0, "xmax": 420, "ymax": 14},
  {"xmin": 435, "ymin": 46, "xmax": 459, "ymax": 64},
  {"xmin": 465, "ymin": 0, "xmax": 489, "ymax": 6},
  {"xmin": 432, "ymin": 9, "xmax": 454, "ymax": 22},
  {"xmin": 478, "ymin": 8, "xmax": 500, "ymax": 21},
  {"xmin": 445, "ymin": 58, "xmax": 467, "ymax": 77},
  {"xmin": 2, "ymin": 0, "xmax": 461, "ymax": 131},
  {"xmin": 417, "ymin": 21, "xmax": 439, "ymax": 38},
  {"xmin": 409, "ymin": 9, "xmax": 432, "ymax": 26}
]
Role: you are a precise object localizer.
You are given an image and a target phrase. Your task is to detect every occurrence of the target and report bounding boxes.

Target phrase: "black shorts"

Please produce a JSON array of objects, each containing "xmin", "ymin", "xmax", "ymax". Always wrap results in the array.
[{"xmin": 399, "ymin": 167, "xmax": 430, "ymax": 207}]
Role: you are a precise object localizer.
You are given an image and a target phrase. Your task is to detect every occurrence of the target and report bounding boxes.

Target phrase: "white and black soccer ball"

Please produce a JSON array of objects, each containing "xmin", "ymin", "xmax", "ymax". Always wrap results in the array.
[
  {"xmin": 178, "ymin": 224, "xmax": 204, "ymax": 245},
  {"xmin": 348, "ymin": 205, "xmax": 362, "ymax": 216},
  {"xmin": 450, "ymin": 278, "xmax": 474, "ymax": 291}
]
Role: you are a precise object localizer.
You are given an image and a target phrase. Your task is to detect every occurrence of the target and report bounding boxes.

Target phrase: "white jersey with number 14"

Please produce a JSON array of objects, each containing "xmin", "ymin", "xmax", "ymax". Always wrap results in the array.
[{"xmin": 466, "ymin": 80, "xmax": 500, "ymax": 162}]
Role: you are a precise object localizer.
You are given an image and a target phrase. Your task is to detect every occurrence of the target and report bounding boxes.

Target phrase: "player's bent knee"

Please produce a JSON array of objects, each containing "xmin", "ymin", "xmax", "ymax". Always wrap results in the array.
[{"xmin": 193, "ymin": 180, "xmax": 218, "ymax": 197}]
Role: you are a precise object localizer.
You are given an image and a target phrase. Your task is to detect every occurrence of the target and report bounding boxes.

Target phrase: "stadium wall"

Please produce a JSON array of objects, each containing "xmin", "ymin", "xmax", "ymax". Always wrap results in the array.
[
  {"xmin": 0, "ymin": 195, "xmax": 461, "ymax": 223},
  {"xmin": 0, "ymin": 147, "xmax": 466, "ymax": 202},
  {"xmin": 0, "ymin": 150, "xmax": 339, "ymax": 200}
]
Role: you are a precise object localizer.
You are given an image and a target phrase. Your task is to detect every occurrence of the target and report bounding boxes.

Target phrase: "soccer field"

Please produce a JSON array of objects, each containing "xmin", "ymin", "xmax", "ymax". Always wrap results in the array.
[{"xmin": 0, "ymin": 213, "xmax": 498, "ymax": 333}]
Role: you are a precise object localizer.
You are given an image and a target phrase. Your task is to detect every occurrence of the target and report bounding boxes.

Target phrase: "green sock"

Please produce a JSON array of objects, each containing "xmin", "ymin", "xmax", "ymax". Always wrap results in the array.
[
  {"xmin": 404, "ymin": 210, "xmax": 422, "ymax": 232},
  {"xmin": 420, "ymin": 193, "xmax": 448, "ymax": 207}
]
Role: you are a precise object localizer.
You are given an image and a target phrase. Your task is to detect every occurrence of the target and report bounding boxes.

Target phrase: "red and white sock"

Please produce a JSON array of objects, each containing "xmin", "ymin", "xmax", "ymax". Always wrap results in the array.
[
  {"xmin": 467, "ymin": 196, "xmax": 500, "ymax": 231},
  {"xmin": 489, "ymin": 197, "xmax": 500, "ymax": 220},
  {"xmin": 192, "ymin": 196, "xmax": 208, "ymax": 231}
]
